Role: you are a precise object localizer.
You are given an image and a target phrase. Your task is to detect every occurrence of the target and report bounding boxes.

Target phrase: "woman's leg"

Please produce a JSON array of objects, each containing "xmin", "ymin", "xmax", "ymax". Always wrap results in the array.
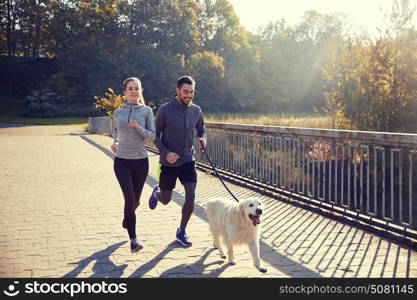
[
  {"xmin": 114, "ymin": 157, "xmax": 136, "ymax": 239},
  {"xmin": 132, "ymin": 158, "xmax": 149, "ymax": 209}
]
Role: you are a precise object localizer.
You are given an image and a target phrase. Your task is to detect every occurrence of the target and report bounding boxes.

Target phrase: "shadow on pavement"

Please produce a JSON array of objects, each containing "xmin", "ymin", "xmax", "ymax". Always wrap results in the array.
[
  {"xmin": 75, "ymin": 134, "xmax": 115, "ymax": 160},
  {"xmin": 63, "ymin": 241, "xmax": 127, "ymax": 278},
  {"xmin": 129, "ymin": 241, "xmax": 183, "ymax": 278},
  {"xmin": 158, "ymin": 248, "xmax": 230, "ymax": 278}
]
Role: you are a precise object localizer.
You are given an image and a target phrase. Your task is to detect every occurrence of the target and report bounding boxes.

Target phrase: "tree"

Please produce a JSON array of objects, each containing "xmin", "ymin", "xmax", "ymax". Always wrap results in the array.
[
  {"xmin": 321, "ymin": 37, "xmax": 369, "ymax": 130},
  {"xmin": 183, "ymin": 50, "xmax": 226, "ymax": 110},
  {"xmin": 2, "ymin": 0, "xmax": 19, "ymax": 56},
  {"xmin": 322, "ymin": 0, "xmax": 417, "ymax": 132},
  {"xmin": 201, "ymin": 0, "xmax": 248, "ymax": 60},
  {"xmin": 225, "ymin": 40, "xmax": 260, "ymax": 111},
  {"xmin": 0, "ymin": 0, "xmax": 50, "ymax": 57},
  {"xmin": 120, "ymin": 0, "xmax": 202, "ymax": 55}
]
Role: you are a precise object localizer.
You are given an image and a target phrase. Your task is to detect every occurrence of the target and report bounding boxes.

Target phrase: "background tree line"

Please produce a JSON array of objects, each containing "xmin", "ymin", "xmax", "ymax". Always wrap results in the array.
[{"xmin": 0, "ymin": 0, "xmax": 416, "ymax": 132}]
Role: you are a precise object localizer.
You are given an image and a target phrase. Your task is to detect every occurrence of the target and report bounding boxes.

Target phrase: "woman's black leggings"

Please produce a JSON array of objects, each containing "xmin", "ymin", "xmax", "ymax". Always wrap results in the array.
[{"xmin": 114, "ymin": 157, "xmax": 149, "ymax": 239}]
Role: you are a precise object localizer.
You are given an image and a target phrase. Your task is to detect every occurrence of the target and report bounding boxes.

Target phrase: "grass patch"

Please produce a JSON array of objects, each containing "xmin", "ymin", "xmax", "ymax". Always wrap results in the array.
[
  {"xmin": 0, "ymin": 94, "xmax": 87, "ymax": 129},
  {"xmin": 0, "ymin": 116, "xmax": 88, "ymax": 127},
  {"xmin": 205, "ymin": 112, "xmax": 334, "ymax": 129}
]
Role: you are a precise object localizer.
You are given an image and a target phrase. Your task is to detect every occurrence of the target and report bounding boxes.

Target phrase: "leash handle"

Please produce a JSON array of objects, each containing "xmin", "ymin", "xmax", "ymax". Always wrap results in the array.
[
  {"xmin": 198, "ymin": 138, "xmax": 205, "ymax": 151},
  {"xmin": 199, "ymin": 140, "xmax": 239, "ymax": 203}
]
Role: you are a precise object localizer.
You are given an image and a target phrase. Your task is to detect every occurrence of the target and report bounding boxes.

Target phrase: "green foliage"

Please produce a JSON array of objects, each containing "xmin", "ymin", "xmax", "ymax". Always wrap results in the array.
[
  {"xmin": 225, "ymin": 44, "xmax": 259, "ymax": 110},
  {"xmin": 22, "ymin": 89, "xmax": 69, "ymax": 117},
  {"xmin": 20, "ymin": 88, "xmax": 102, "ymax": 118},
  {"xmin": 322, "ymin": 0, "xmax": 417, "ymax": 132},
  {"xmin": 184, "ymin": 51, "xmax": 227, "ymax": 111},
  {"xmin": 203, "ymin": 0, "xmax": 249, "ymax": 58},
  {"xmin": 1, "ymin": 0, "xmax": 417, "ymax": 133}
]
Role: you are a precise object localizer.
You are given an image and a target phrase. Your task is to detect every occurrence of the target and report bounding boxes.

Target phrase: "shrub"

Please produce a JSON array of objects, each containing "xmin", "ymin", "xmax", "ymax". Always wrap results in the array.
[
  {"xmin": 21, "ymin": 89, "xmax": 103, "ymax": 117},
  {"xmin": 94, "ymin": 88, "xmax": 125, "ymax": 116},
  {"xmin": 22, "ymin": 89, "xmax": 70, "ymax": 117}
]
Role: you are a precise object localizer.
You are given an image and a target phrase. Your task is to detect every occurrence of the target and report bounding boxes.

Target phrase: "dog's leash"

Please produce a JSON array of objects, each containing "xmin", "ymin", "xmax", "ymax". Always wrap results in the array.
[{"xmin": 198, "ymin": 140, "xmax": 239, "ymax": 203}]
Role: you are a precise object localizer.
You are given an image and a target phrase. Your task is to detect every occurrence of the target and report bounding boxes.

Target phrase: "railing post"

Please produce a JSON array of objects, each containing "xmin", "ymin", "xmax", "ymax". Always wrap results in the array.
[{"xmin": 88, "ymin": 116, "xmax": 92, "ymax": 133}]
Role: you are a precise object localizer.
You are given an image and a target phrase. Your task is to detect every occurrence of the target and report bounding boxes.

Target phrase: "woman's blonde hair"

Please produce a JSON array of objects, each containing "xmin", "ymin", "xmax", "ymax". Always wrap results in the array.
[{"xmin": 123, "ymin": 77, "xmax": 144, "ymax": 104}]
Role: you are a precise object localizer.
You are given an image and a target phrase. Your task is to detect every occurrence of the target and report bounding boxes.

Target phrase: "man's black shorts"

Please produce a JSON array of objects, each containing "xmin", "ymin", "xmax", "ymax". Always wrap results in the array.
[{"xmin": 159, "ymin": 161, "xmax": 197, "ymax": 190}]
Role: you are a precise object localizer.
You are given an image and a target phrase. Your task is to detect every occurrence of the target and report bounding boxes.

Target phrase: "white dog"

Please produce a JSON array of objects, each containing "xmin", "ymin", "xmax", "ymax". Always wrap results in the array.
[{"xmin": 206, "ymin": 197, "xmax": 267, "ymax": 273}]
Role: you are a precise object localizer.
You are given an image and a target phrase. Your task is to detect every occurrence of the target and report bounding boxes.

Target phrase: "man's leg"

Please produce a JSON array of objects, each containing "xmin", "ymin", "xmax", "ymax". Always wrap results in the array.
[
  {"xmin": 158, "ymin": 164, "xmax": 176, "ymax": 205},
  {"xmin": 178, "ymin": 162, "xmax": 198, "ymax": 231},
  {"xmin": 149, "ymin": 164, "xmax": 176, "ymax": 209},
  {"xmin": 180, "ymin": 182, "xmax": 196, "ymax": 231},
  {"xmin": 157, "ymin": 189, "xmax": 172, "ymax": 205},
  {"xmin": 175, "ymin": 162, "xmax": 197, "ymax": 247}
]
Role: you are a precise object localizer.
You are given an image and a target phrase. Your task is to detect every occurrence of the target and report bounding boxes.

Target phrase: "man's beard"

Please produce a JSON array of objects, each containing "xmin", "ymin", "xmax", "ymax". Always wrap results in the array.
[{"xmin": 179, "ymin": 96, "xmax": 192, "ymax": 105}]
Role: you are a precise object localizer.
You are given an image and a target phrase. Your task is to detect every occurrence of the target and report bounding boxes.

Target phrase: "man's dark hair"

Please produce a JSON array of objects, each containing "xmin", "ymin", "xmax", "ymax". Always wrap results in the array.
[{"xmin": 177, "ymin": 76, "xmax": 195, "ymax": 88}]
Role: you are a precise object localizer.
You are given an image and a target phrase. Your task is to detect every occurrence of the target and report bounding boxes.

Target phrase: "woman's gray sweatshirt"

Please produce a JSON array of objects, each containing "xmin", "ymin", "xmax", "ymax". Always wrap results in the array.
[{"xmin": 112, "ymin": 104, "xmax": 155, "ymax": 159}]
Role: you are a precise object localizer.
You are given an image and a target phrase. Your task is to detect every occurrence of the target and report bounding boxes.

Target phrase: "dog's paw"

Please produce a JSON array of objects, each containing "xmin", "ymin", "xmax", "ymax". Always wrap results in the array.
[
  {"xmin": 228, "ymin": 260, "xmax": 236, "ymax": 265},
  {"xmin": 258, "ymin": 267, "xmax": 267, "ymax": 273},
  {"xmin": 220, "ymin": 254, "xmax": 226, "ymax": 259}
]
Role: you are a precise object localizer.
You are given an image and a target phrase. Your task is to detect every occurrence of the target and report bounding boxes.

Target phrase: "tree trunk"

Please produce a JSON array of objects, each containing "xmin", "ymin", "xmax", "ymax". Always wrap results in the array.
[{"xmin": 6, "ymin": 0, "xmax": 13, "ymax": 56}]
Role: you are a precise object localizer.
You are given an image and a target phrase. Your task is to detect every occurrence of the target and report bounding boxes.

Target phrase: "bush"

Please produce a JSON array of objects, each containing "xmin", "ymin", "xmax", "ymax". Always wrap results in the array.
[
  {"xmin": 94, "ymin": 88, "xmax": 125, "ymax": 116},
  {"xmin": 21, "ymin": 89, "xmax": 103, "ymax": 118}
]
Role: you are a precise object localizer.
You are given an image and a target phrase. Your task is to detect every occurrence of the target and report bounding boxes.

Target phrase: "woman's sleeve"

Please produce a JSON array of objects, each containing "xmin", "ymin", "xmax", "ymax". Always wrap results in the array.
[
  {"xmin": 112, "ymin": 111, "xmax": 119, "ymax": 145},
  {"xmin": 135, "ymin": 107, "xmax": 156, "ymax": 142}
]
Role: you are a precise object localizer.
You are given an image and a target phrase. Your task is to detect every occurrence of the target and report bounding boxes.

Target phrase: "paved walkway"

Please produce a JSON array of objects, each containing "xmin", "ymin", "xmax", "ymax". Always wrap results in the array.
[{"xmin": 0, "ymin": 124, "xmax": 416, "ymax": 278}]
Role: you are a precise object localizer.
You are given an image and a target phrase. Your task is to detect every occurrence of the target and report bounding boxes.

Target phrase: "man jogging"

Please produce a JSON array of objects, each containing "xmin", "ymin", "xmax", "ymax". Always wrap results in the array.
[{"xmin": 148, "ymin": 76, "xmax": 206, "ymax": 247}]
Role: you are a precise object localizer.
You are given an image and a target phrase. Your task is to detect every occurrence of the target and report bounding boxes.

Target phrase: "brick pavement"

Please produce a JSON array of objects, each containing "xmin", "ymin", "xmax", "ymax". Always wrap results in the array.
[{"xmin": 0, "ymin": 124, "xmax": 416, "ymax": 278}]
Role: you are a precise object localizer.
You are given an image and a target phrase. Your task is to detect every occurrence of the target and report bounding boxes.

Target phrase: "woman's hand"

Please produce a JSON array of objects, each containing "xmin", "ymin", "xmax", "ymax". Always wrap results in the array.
[
  {"xmin": 111, "ymin": 144, "xmax": 118, "ymax": 153},
  {"xmin": 128, "ymin": 120, "xmax": 139, "ymax": 129}
]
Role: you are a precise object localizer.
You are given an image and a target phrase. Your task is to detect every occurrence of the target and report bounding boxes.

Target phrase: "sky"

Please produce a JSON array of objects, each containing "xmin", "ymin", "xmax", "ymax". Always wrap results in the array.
[{"xmin": 227, "ymin": 0, "xmax": 417, "ymax": 36}]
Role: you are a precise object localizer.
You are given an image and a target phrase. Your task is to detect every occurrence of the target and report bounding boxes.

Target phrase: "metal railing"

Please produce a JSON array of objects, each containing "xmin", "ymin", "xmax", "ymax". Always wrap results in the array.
[
  {"xmin": 194, "ymin": 123, "xmax": 417, "ymax": 231},
  {"xmin": 88, "ymin": 116, "xmax": 417, "ymax": 232}
]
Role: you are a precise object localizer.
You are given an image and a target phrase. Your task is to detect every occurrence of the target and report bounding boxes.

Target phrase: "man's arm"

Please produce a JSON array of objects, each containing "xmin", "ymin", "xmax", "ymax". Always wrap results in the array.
[{"xmin": 153, "ymin": 106, "xmax": 171, "ymax": 157}]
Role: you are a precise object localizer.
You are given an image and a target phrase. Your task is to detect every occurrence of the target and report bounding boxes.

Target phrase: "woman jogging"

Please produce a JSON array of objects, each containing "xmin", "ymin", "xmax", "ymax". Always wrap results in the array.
[{"xmin": 111, "ymin": 77, "xmax": 155, "ymax": 253}]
